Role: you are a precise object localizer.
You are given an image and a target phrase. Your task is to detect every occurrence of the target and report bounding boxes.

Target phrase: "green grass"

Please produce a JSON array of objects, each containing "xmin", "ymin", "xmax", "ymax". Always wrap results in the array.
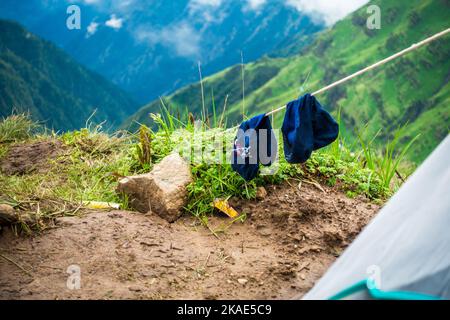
[
  {"xmin": 357, "ymin": 124, "xmax": 420, "ymax": 190},
  {"xmin": 0, "ymin": 113, "xmax": 38, "ymax": 143}
]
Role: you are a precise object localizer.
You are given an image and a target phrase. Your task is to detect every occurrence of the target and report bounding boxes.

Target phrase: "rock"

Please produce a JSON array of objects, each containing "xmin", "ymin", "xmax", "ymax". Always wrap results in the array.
[
  {"xmin": 117, "ymin": 152, "xmax": 192, "ymax": 222},
  {"xmin": 256, "ymin": 186, "xmax": 267, "ymax": 200},
  {"xmin": 128, "ymin": 285, "xmax": 143, "ymax": 292},
  {"xmin": 55, "ymin": 216, "xmax": 77, "ymax": 227},
  {"xmin": 256, "ymin": 227, "xmax": 272, "ymax": 237},
  {"xmin": 0, "ymin": 204, "xmax": 16, "ymax": 224},
  {"xmin": 322, "ymin": 227, "xmax": 345, "ymax": 246},
  {"xmin": 237, "ymin": 278, "xmax": 248, "ymax": 285},
  {"xmin": 0, "ymin": 204, "xmax": 33, "ymax": 225},
  {"xmin": 203, "ymin": 291, "xmax": 218, "ymax": 300}
]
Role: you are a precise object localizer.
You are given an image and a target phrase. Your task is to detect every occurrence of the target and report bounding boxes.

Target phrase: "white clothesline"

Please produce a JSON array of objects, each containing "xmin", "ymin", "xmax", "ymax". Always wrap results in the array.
[{"xmin": 245, "ymin": 27, "xmax": 450, "ymax": 120}]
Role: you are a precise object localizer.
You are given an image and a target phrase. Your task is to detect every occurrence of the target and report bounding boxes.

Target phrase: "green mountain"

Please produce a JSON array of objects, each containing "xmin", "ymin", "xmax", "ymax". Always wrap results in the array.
[
  {"xmin": 0, "ymin": 20, "xmax": 138, "ymax": 131},
  {"xmin": 125, "ymin": 0, "xmax": 450, "ymax": 163},
  {"xmin": 0, "ymin": 0, "xmax": 324, "ymax": 104}
]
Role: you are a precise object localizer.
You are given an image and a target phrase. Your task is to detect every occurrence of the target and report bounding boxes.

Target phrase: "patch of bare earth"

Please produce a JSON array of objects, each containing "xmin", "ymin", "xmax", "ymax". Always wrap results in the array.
[
  {"xmin": 0, "ymin": 182, "xmax": 379, "ymax": 300},
  {"xmin": 0, "ymin": 140, "xmax": 65, "ymax": 175}
]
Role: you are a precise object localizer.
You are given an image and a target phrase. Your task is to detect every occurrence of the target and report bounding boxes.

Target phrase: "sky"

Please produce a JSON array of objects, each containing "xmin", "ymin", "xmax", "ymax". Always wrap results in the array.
[
  {"xmin": 185, "ymin": 0, "xmax": 370, "ymax": 25},
  {"xmin": 76, "ymin": 0, "xmax": 370, "ymax": 57},
  {"xmin": 78, "ymin": 0, "xmax": 370, "ymax": 29}
]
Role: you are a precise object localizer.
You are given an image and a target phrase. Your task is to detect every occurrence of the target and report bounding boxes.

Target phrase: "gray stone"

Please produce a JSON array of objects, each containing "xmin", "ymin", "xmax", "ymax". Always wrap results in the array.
[
  {"xmin": 256, "ymin": 186, "xmax": 267, "ymax": 200},
  {"xmin": 117, "ymin": 152, "xmax": 192, "ymax": 222},
  {"xmin": 0, "ymin": 204, "xmax": 33, "ymax": 225},
  {"xmin": 55, "ymin": 216, "xmax": 77, "ymax": 227},
  {"xmin": 0, "ymin": 204, "xmax": 16, "ymax": 224}
]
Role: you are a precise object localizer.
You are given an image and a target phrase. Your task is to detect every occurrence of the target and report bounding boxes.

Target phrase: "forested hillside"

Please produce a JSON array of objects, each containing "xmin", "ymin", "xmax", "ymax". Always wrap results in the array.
[{"xmin": 0, "ymin": 20, "xmax": 138, "ymax": 130}]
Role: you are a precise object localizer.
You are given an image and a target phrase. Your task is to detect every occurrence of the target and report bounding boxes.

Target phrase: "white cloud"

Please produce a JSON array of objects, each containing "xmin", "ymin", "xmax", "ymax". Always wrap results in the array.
[
  {"xmin": 285, "ymin": 0, "xmax": 369, "ymax": 25},
  {"xmin": 188, "ymin": 0, "xmax": 223, "ymax": 17},
  {"xmin": 136, "ymin": 23, "xmax": 201, "ymax": 59},
  {"xmin": 81, "ymin": 0, "xmax": 133, "ymax": 8},
  {"xmin": 105, "ymin": 14, "xmax": 123, "ymax": 29},
  {"xmin": 112, "ymin": 0, "xmax": 136, "ymax": 13},
  {"xmin": 188, "ymin": 0, "xmax": 228, "ymax": 27},
  {"xmin": 86, "ymin": 21, "xmax": 99, "ymax": 37},
  {"xmin": 247, "ymin": 0, "xmax": 267, "ymax": 10},
  {"xmin": 190, "ymin": 0, "xmax": 222, "ymax": 7}
]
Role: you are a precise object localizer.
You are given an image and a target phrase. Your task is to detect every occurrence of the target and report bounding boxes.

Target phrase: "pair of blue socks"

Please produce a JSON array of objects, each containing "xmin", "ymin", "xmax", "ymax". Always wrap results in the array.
[{"xmin": 232, "ymin": 93, "xmax": 339, "ymax": 181}]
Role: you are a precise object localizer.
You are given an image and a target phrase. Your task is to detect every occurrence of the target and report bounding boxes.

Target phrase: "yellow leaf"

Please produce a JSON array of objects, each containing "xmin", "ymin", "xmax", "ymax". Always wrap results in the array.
[
  {"xmin": 213, "ymin": 198, "xmax": 239, "ymax": 218},
  {"xmin": 82, "ymin": 201, "xmax": 120, "ymax": 210}
]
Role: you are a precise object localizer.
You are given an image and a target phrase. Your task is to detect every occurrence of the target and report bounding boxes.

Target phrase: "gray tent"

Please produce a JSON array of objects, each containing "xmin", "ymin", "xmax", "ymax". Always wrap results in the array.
[{"xmin": 303, "ymin": 135, "xmax": 450, "ymax": 300}]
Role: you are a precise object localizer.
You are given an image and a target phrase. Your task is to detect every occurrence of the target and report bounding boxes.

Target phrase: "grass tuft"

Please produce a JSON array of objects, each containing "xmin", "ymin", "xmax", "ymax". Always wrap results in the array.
[{"xmin": 0, "ymin": 113, "xmax": 39, "ymax": 144}]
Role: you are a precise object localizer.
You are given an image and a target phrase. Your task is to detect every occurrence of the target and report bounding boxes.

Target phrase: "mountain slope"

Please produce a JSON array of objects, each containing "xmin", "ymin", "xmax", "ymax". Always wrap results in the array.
[
  {"xmin": 0, "ymin": 0, "xmax": 324, "ymax": 103},
  {"xmin": 0, "ymin": 20, "xmax": 138, "ymax": 130},
  {"xmin": 126, "ymin": 0, "xmax": 450, "ymax": 162}
]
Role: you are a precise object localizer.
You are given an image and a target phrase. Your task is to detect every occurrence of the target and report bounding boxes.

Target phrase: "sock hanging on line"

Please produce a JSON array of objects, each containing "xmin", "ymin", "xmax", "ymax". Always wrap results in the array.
[
  {"xmin": 231, "ymin": 113, "xmax": 277, "ymax": 181},
  {"xmin": 281, "ymin": 93, "xmax": 339, "ymax": 163}
]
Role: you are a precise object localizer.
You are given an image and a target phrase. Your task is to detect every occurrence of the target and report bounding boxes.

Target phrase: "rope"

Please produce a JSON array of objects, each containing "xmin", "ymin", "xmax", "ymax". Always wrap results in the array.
[{"xmin": 255, "ymin": 27, "xmax": 450, "ymax": 118}]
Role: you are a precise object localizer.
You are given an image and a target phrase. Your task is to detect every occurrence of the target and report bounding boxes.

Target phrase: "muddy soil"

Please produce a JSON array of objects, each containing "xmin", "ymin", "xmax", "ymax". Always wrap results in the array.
[{"xmin": 0, "ymin": 182, "xmax": 379, "ymax": 300}]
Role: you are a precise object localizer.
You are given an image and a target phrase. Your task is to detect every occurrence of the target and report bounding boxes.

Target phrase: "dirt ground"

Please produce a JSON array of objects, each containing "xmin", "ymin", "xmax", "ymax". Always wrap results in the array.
[
  {"xmin": 0, "ymin": 181, "xmax": 379, "ymax": 300},
  {"xmin": 0, "ymin": 140, "xmax": 64, "ymax": 175}
]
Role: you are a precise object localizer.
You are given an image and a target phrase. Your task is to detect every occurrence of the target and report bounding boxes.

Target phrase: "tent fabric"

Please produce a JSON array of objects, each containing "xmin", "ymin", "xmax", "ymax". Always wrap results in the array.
[
  {"xmin": 302, "ymin": 135, "xmax": 450, "ymax": 300},
  {"xmin": 281, "ymin": 94, "xmax": 338, "ymax": 164}
]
